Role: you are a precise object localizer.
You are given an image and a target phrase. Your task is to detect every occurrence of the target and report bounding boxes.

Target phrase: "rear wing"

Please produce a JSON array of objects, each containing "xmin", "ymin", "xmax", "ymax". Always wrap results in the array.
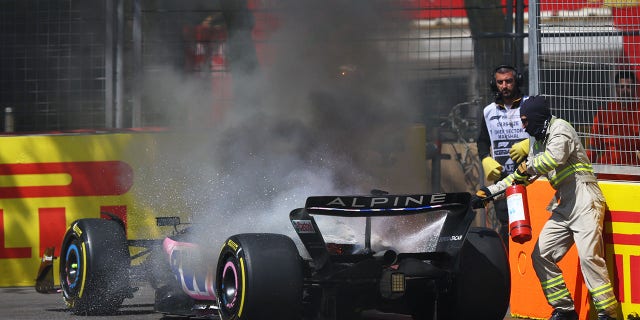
[
  {"xmin": 303, "ymin": 193, "xmax": 469, "ymax": 216},
  {"xmin": 290, "ymin": 192, "xmax": 474, "ymax": 270}
]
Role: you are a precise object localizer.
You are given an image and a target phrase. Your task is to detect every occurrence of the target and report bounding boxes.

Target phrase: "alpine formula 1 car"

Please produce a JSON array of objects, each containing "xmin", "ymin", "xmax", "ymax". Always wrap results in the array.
[{"xmin": 35, "ymin": 191, "xmax": 510, "ymax": 320}]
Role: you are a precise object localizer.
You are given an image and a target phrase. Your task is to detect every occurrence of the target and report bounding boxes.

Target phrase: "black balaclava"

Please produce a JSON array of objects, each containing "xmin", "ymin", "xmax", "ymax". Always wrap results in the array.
[{"xmin": 520, "ymin": 95, "xmax": 552, "ymax": 140}]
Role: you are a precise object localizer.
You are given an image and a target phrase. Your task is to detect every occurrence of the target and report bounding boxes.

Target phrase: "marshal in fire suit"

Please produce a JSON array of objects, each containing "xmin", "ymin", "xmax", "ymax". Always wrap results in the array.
[{"xmin": 475, "ymin": 95, "xmax": 619, "ymax": 320}]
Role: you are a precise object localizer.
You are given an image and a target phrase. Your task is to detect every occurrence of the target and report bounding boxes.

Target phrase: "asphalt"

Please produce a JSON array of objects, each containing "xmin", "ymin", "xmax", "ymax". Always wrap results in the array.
[
  {"xmin": 0, "ymin": 285, "xmax": 520, "ymax": 320},
  {"xmin": 0, "ymin": 285, "xmax": 160, "ymax": 320}
]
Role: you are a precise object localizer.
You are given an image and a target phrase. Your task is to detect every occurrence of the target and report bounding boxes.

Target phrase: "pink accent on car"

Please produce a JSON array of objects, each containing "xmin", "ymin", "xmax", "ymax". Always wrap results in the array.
[{"xmin": 162, "ymin": 237, "xmax": 217, "ymax": 301}]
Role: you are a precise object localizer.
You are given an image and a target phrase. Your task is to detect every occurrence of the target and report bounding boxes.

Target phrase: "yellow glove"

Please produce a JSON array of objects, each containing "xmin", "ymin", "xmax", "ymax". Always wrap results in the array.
[
  {"xmin": 481, "ymin": 157, "xmax": 503, "ymax": 182},
  {"xmin": 509, "ymin": 139, "xmax": 530, "ymax": 164}
]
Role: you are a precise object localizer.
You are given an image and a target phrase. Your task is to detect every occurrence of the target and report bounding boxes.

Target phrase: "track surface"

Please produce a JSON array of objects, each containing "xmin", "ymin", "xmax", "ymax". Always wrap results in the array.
[{"xmin": 0, "ymin": 285, "xmax": 518, "ymax": 320}]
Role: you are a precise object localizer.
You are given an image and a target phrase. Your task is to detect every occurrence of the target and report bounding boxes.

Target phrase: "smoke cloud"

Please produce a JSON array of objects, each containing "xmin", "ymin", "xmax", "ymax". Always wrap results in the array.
[{"xmin": 139, "ymin": 0, "xmax": 427, "ymax": 253}]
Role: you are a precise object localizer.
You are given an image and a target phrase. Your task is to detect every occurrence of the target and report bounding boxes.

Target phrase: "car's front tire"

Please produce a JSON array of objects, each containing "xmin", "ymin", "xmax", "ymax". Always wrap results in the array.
[{"xmin": 59, "ymin": 218, "xmax": 131, "ymax": 315}]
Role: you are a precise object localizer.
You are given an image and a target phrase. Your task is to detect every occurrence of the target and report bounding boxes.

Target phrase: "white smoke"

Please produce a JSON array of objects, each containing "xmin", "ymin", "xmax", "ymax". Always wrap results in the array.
[{"xmin": 138, "ymin": 0, "xmax": 429, "ymax": 252}]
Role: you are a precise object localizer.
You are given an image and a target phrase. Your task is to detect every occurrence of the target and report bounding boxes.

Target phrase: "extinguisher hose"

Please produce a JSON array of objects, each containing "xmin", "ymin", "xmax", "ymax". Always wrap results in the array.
[{"xmin": 480, "ymin": 175, "xmax": 540, "ymax": 202}]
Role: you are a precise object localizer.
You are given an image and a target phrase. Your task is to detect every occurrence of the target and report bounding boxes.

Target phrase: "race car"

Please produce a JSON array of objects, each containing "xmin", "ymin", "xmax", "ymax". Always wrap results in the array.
[{"xmin": 35, "ymin": 191, "xmax": 510, "ymax": 320}]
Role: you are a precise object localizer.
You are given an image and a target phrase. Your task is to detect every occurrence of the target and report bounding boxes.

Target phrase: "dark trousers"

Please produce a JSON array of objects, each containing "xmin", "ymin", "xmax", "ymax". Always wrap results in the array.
[{"xmin": 494, "ymin": 199, "xmax": 509, "ymax": 251}]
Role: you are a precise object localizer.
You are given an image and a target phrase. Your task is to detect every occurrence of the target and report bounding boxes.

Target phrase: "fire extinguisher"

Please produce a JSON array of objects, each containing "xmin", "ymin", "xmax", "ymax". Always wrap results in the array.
[{"xmin": 505, "ymin": 184, "xmax": 532, "ymax": 244}]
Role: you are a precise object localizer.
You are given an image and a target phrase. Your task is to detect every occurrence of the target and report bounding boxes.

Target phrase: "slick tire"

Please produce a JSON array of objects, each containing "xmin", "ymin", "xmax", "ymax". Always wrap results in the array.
[
  {"xmin": 59, "ymin": 218, "xmax": 131, "ymax": 315},
  {"xmin": 216, "ymin": 233, "xmax": 303, "ymax": 320},
  {"xmin": 441, "ymin": 227, "xmax": 510, "ymax": 320}
]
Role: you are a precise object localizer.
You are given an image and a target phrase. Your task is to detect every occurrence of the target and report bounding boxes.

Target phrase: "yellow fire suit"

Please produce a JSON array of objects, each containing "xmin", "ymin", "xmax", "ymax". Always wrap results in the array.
[{"xmin": 486, "ymin": 116, "xmax": 618, "ymax": 318}]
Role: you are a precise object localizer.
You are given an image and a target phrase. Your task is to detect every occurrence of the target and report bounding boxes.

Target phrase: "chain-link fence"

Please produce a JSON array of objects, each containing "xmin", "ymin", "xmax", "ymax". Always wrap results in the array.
[
  {"xmin": 3, "ymin": 0, "xmax": 637, "ymax": 174},
  {"xmin": 1, "ymin": 0, "xmax": 491, "ymax": 132},
  {"xmin": 531, "ymin": 0, "xmax": 640, "ymax": 172},
  {"xmin": 0, "ymin": 0, "xmax": 106, "ymax": 131}
]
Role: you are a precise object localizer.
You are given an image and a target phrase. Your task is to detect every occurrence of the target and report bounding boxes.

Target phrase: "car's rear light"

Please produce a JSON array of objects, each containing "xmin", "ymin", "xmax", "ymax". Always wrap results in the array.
[{"xmin": 380, "ymin": 271, "xmax": 405, "ymax": 299}]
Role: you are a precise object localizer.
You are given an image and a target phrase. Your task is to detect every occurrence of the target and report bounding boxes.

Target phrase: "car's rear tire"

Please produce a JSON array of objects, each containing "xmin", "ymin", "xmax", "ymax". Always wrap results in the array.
[
  {"xmin": 216, "ymin": 233, "xmax": 303, "ymax": 320},
  {"xmin": 441, "ymin": 227, "xmax": 510, "ymax": 320},
  {"xmin": 59, "ymin": 218, "xmax": 131, "ymax": 315}
]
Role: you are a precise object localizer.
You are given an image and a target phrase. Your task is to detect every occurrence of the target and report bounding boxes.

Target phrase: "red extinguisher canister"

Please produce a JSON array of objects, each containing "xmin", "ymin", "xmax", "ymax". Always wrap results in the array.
[{"xmin": 505, "ymin": 184, "xmax": 532, "ymax": 244}]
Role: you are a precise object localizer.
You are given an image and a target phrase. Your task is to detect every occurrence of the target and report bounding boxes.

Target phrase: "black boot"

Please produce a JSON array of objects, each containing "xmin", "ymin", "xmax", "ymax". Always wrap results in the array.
[{"xmin": 549, "ymin": 309, "xmax": 578, "ymax": 320}]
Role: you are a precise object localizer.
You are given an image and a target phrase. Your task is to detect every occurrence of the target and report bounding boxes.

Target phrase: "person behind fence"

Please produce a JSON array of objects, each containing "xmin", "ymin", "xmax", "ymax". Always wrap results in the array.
[
  {"xmin": 587, "ymin": 70, "xmax": 640, "ymax": 166},
  {"xmin": 472, "ymin": 95, "xmax": 619, "ymax": 320},
  {"xmin": 476, "ymin": 65, "xmax": 530, "ymax": 249}
]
